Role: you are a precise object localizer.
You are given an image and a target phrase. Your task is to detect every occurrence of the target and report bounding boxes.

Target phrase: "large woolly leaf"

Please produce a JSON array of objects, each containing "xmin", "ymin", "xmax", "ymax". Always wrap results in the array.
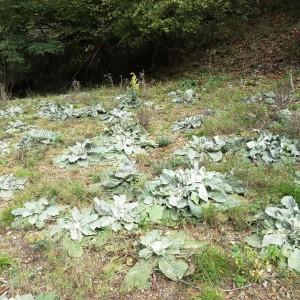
[
  {"xmin": 142, "ymin": 164, "xmax": 243, "ymax": 218},
  {"xmin": 246, "ymin": 196, "xmax": 300, "ymax": 272},
  {"xmin": 175, "ymin": 135, "xmax": 242, "ymax": 163},
  {"xmin": 62, "ymin": 238, "xmax": 84, "ymax": 258},
  {"xmin": 12, "ymin": 198, "xmax": 63, "ymax": 228},
  {"xmin": 0, "ymin": 140, "xmax": 10, "ymax": 156},
  {"xmin": 121, "ymin": 260, "xmax": 154, "ymax": 291},
  {"xmin": 54, "ymin": 139, "xmax": 103, "ymax": 168},
  {"xmin": 0, "ymin": 106, "xmax": 23, "ymax": 118},
  {"xmin": 114, "ymin": 92, "xmax": 141, "ymax": 109},
  {"xmin": 0, "ymin": 174, "xmax": 27, "ymax": 201},
  {"xmin": 38, "ymin": 102, "xmax": 106, "ymax": 120},
  {"xmin": 102, "ymin": 158, "xmax": 137, "ymax": 188},
  {"xmin": 158, "ymin": 258, "xmax": 189, "ymax": 281},
  {"xmin": 94, "ymin": 195, "xmax": 140, "ymax": 231},
  {"xmin": 288, "ymin": 249, "xmax": 300, "ymax": 273},
  {"xmin": 168, "ymin": 89, "xmax": 197, "ymax": 104},
  {"xmin": 51, "ymin": 208, "xmax": 99, "ymax": 241},
  {"xmin": 17, "ymin": 128, "xmax": 60, "ymax": 149},
  {"xmin": 6, "ymin": 120, "xmax": 28, "ymax": 133},
  {"xmin": 172, "ymin": 115, "xmax": 203, "ymax": 132},
  {"xmin": 0, "ymin": 293, "xmax": 57, "ymax": 300},
  {"xmin": 246, "ymin": 131, "xmax": 299, "ymax": 164}
]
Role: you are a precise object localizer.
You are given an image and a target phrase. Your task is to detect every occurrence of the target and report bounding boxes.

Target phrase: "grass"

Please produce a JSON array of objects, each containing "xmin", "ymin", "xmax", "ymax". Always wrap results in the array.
[
  {"xmin": 0, "ymin": 252, "xmax": 14, "ymax": 270},
  {"xmin": 192, "ymin": 246, "xmax": 236, "ymax": 284},
  {"xmin": 157, "ymin": 135, "xmax": 172, "ymax": 147},
  {"xmin": 192, "ymin": 287, "xmax": 224, "ymax": 300},
  {"xmin": 0, "ymin": 207, "xmax": 16, "ymax": 226},
  {"xmin": 150, "ymin": 156, "xmax": 190, "ymax": 175},
  {"xmin": 274, "ymin": 182, "xmax": 300, "ymax": 205}
]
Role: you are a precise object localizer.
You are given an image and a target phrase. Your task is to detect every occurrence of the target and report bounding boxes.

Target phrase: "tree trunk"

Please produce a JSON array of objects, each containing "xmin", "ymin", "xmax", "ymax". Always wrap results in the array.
[{"xmin": 0, "ymin": 82, "xmax": 8, "ymax": 101}]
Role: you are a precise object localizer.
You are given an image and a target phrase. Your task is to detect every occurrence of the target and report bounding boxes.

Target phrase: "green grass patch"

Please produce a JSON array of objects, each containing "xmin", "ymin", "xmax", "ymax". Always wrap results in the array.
[
  {"xmin": 0, "ymin": 206, "xmax": 16, "ymax": 226},
  {"xmin": 0, "ymin": 252, "xmax": 14, "ymax": 270},
  {"xmin": 192, "ymin": 286, "xmax": 224, "ymax": 300},
  {"xmin": 192, "ymin": 246, "xmax": 236, "ymax": 284},
  {"xmin": 274, "ymin": 182, "xmax": 300, "ymax": 205}
]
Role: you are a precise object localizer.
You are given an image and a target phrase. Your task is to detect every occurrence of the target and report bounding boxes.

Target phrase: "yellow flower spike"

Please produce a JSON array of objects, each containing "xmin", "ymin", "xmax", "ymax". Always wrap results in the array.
[{"xmin": 130, "ymin": 72, "xmax": 140, "ymax": 92}]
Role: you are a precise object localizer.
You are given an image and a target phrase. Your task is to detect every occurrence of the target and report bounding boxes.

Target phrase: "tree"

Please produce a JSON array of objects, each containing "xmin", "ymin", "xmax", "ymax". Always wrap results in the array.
[{"xmin": 0, "ymin": 0, "xmax": 252, "ymax": 98}]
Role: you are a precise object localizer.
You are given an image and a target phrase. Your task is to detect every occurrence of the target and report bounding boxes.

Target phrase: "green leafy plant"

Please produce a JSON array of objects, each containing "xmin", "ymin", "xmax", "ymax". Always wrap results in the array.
[
  {"xmin": 175, "ymin": 135, "xmax": 242, "ymax": 163},
  {"xmin": 0, "ymin": 293, "xmax": 57, "ymax": 300},
  {"xmin": 172, "ymin": 115, "xmax": 203, "ymax": 132},
  {"xmin": 192, "ymin": 287, "xmax": 224, "ymax": 300},
  {"xmin": 54, "ymin": 139, "xmax": 104, "ymax": 168},
  {"xmin": 245, "ymin": 196, "xmax": 300, "ymax": 273},
  {"xmin": 168, "ymin": 89, "xmax": 198, "ymax": 104},
  {"xmin": 6, "ymin": 120, "xmax": 28, "ymax": 133},
  {"xmin": 101, "ymin": 158, "xmax": 137, "ymax": 189},
  {"xmin": 38, "ymin": 102, "xmax": 106, "ymax": 120},
  {"xmin": 262, "ymin": 245, "xmax": 285, "ymax": 265},
  {"xmin": 11, "ymin": 198, "xmax": 64, "ymax": 228},
  {"xmin": 180, "ymin": 79, "xmax": 198, "ymax": 90},
  {"xmin": 246, "ymin": 131, "xmax": 299, "ymax": 164},
  {"xmin": 0, "ymin": 106, "xmax": 23, "ymax": 118},
  {"xmin": 142, "ymin": 164, "xmax": 245, "ymax": 220},
  {"xmin": 122, "ymin": 230, "xmax": 205, "ymax": 291},
  {"xmin": 232, "ymin": 245, "xmax": 265, "ymax": 284},
  {"xmin": 0, "ymin": 141, "xmax": 9, "ymax": 156},
  {"xmin": 0, "ymin": 174, "xmax": 27, "ymax": 201},
  {"xmin": 93, "ymin": 194, "xmax": 140, "ymax": 231},
  {"xmin": 17, "ymin": 129, "xmax": 61, "ymax": 148},
  {"xmin": 50, "ymin": 207, "xmax": 100, "ymax": 241}
]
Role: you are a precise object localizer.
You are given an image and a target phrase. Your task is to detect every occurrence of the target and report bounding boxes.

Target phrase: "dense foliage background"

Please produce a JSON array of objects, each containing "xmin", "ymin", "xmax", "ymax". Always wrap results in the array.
[{"xmin": 0, "ymin": 0, "xmax": 298, "ymax": 97}]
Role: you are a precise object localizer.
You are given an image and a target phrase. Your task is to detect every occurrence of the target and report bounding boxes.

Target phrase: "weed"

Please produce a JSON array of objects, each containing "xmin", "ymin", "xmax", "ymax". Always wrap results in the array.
[
  {"xmin": 201, "ymin": 205, "xmax": 220, "ymax": 227},
  {"xmin": 151, "ymin": 156, "xmax": 190, "ymax": 175},
  {"xmin": 31, "ymin": 239, "xmax": 52, "ymax": 253},
  {"xmin": 262, "ymin": 245, "xmax": 285, "ymax": 265},
  {"xmin": 0, "ymin": 252, "xmax": 14, "ymax": 270},
  {"xmin": 23, "ymin": 148, "xmax": 47, "ymax": 168},
  {"xmin": 91, "ymin": 173, "xmax": 102, "ymax": 184},
  {"xmin": 135, "ymin": 153, "xmax": 152, "ymax": 167},
  {"xmin": 226, "ymin": 205, "xmax": 251, "ymax": 231},
  {"xmin": 192, "ymin": 246, "xmax": 236, "ymax": 284},
  {"xmin": 200, "ymin": 74, "xmax": 231, "ymax": 93},
  {"xmin": 137, "ymin": 105, "xmax": 151, "ymax": 129},
  {"xmin": 157, "ymin": 135, "xmax": 172, "ymax": 147},
  {"xmin": 192, "ymin": 286, "xmax": 224, "ymax": 300},
  {"xmin": 273, "ymin": 81, "xmax": 293, "ymax": 109},
  {"xmin": 274, "ymin": 182, "xmax": 300, "ymax": 205},
  {"xmin": 0, "ymin": 207, "xmax": 15, "ymax": 226},
  {"xmin": 286, "ymin": 111, "xmax": 300, "ymax": 139},
  {"xmin": 180, "ymin": 78, "xmax": 198, "ymax": 90},
  {"xmin": 13, "ymin": 179, "xmax": 94, "ymax": 207},
  {"xmin": 15, "ymin": 167, "xmax": 39, "ymax": 182},
  {"xmin": 232, "ymin": 245, "xmax": 265, "ymax": 285}
]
